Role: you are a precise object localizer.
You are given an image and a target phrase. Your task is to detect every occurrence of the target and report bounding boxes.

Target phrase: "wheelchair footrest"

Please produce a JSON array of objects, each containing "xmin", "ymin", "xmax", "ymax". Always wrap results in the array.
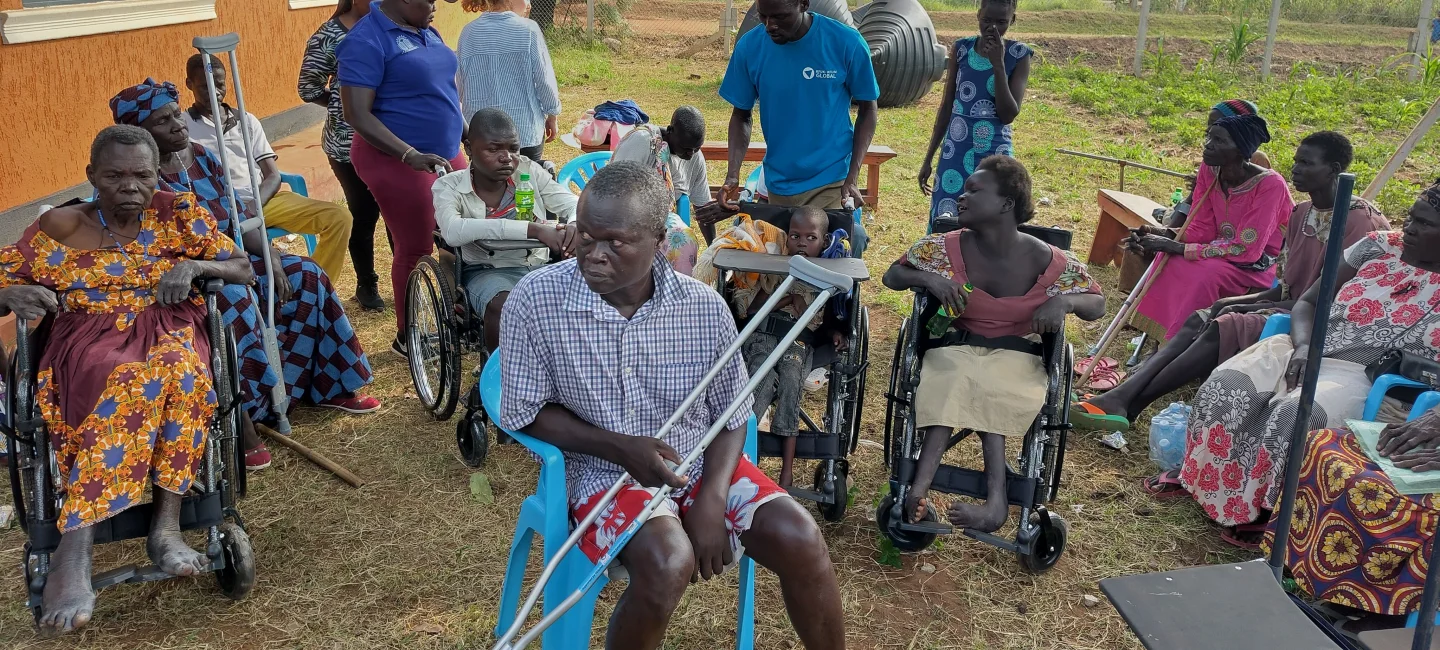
[
  {"xmin": 757, "ymin": 430, "xmax": 841, "ymax": 460},
  {"xmin": 897, "ymin": 460, "xmax": 1040, "ymax": 508},
  {"xmin": 91, "ymin": 559, "xmax": 222, "ymax": 591},
  {"xmin": 897, "ymin": 519, "xmax": 953, "ymax": 536},
  {"xmin": 784, "ymin": 485, "xmax": 838, "ymax": 505},
  {"xmin": 964, "ymin": 529, "xmax": 1020, "ymax": 553}
]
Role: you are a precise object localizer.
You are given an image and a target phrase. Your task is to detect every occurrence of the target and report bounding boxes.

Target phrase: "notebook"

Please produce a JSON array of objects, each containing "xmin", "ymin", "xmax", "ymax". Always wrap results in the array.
[{"xmin": 1348, "ymin": 419, "xmax": 1440, "ymax": 495}]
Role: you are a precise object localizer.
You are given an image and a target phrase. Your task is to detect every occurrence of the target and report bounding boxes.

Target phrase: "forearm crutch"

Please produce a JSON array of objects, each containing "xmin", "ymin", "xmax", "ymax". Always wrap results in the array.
[
  {"xmin": 492, "ymin": 256, "xmax": 854, "ymax": 650},
  {"xmin": 192, "ymin": 34, "xmax": 293, "ymax": 434}
]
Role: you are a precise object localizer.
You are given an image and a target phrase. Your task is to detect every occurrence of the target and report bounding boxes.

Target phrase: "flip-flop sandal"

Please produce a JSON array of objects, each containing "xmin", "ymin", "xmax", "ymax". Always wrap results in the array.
[
  {"xmin": 1074, "ymin": 355, "xmax": 1118, "ymax": 377},
  {"xmin": 1140, "ymin": 472, "xmax": 1189, "ymax": 500},
  {"xmin": 1071, "ymin": 402, "xmax": 1131, "ymax": 431},
  {"xmin": 1220, "ymin": 526, "xmax": 1262, "ymax": 551},
  {"xmin": 1233, "ymin": 520, "xmax": 1271, "ymax": 535},
  {"xmin": 1085, "ymin": 365, "xmax": 1128, "ymax": 391}
]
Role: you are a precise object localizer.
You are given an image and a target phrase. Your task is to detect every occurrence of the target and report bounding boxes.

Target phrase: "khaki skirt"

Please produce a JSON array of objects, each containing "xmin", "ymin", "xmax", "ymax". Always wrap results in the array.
[{"xmin": 914, "ymin": 344, "xmax": 1048, "ymax": 437}]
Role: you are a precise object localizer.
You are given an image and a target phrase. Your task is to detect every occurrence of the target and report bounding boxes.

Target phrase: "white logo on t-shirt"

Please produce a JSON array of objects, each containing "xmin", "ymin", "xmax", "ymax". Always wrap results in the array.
[
  {"xmin": 803, "ymin": 66, "xmax": 837, "ymax": 80},
  {"xmin": 396, "ymin": 35, "xmax": 417, "ymax": 52}
]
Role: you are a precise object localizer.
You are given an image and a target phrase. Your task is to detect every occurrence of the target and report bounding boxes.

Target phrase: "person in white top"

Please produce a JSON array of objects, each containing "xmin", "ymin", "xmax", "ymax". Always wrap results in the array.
[
  {"xmin": 433, "ymin": 108, "xmax": 578, "ymax": 351},
  {"xmin": 183, "ymin": 54, "xmax": 354, "ymax": 280}
]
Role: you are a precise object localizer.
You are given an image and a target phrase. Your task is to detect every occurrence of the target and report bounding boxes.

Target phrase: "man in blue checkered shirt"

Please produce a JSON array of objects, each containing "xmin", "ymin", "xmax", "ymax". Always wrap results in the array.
[{"xmin": 500, "ymin": 162, "xmax": 846, "ymax": 649}]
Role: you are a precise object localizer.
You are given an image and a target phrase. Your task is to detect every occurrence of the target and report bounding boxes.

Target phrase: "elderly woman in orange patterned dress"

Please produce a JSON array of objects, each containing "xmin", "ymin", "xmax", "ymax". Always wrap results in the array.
[{"xmin": 0, "ymin": 126, "xmax": 254, "ymax": 634}]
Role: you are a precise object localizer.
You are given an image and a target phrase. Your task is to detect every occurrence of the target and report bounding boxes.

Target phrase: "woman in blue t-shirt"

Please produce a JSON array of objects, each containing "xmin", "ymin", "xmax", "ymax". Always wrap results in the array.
[
  {"xmin": 339, "ymin": 0, "xmax": 466, "ymax": 354},
  {"xmin": 918, "ymin": 0, "xmax": 1032, "ymax": 222}
]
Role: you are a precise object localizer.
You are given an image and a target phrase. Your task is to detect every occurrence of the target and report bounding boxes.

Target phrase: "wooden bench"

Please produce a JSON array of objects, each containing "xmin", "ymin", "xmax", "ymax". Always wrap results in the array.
[
  {"xmin": 1088, "ymin": 189, "xmax": 1165, "ymax": 267},
  {"xmin": 582, "ymin": 140, "xmax": 899, "ymax": 211}
]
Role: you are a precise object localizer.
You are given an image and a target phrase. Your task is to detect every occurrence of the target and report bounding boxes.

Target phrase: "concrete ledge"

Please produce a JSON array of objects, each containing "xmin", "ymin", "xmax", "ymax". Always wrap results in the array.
[
  {"xmin": 1, "ymin": 0, "xmax": 216, "ymax": 45},
  {"xmin": 0, "ymin": 103, "xmax": 326, "ymax": 245}
]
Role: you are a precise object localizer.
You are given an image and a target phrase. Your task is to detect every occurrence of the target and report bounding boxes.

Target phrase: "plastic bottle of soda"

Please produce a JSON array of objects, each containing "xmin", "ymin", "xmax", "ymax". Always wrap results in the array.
[{"xmin": 516, "ymin": 173, "xmax": 536, "ymax": 222}]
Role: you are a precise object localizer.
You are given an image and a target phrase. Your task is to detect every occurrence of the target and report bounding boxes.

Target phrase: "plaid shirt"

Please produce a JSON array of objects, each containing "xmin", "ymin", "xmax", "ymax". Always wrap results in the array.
[{"xmin": 499, "ymin": 256, "xmax": 753, "ymax": 503}]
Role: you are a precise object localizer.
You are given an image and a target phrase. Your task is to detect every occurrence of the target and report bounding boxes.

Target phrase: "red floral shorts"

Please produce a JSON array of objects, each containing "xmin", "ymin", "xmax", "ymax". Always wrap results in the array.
[{"xmin": 570, "ymin": 455, "xmax": 787, "ymax": 564}]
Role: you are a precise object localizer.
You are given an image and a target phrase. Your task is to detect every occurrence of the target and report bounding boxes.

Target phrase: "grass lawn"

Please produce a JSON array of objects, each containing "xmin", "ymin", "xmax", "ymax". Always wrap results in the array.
[{"xmin": 2, "ymin": 3, "xmax": 1439, "ymax": 649}]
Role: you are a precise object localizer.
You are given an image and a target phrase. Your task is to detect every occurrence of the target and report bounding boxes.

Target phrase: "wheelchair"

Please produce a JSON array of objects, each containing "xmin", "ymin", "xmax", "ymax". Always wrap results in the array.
[
  {"xmin": 2, "ymin": 279, "xmax": 255, "ymax": 622},
  {"xmin": 406, "ymin": 233, "xmax": 548, "ymax": 468},
  {"xmin": 878, "ymin": 220, "xmax": 1075, "ymax": 573},
  {"xmin": 708, "ymin": 203, "xmax": 871, "ymax": 522}
]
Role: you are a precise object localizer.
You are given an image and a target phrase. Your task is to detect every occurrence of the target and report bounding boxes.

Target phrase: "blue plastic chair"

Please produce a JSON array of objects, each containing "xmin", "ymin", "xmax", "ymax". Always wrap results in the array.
[
  {"xmin": 1260, "ymin": 313, "xmax": 1440, "ymax": 422},
  {"xmin": 560, "ymin": 151, "xmax": 695, "ymax": 227},
  {"xmin": 556, "ymin": 151, "xmax": 612, "ymax": 194},
  {"xmin": 265, "ymin": 172, "xmax": 318, "ymax": 257},
  {"xmin": 1259, "ymin": 313, "xmax": 1291, "ymax": 340},
  {"xmin": 480, "ymin": 353, "xmax": 757, "ymax": 649}
]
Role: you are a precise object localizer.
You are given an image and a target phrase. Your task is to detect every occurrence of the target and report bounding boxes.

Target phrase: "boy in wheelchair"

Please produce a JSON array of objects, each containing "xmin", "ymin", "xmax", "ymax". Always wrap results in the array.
[
  {"xmin": 433, "ymin": 108, "xmax": 579, "ymax": 351},
  {"xmin": 882, "ymin": 156, "xmax": 1104, "ymax": 532},
  {"xmin": 703, "ymin": 207, "xmax": 847, "ymax": 487},
  {"xmin": 0, "ymin": 125, "xmax": 255, "ymax": 633}
]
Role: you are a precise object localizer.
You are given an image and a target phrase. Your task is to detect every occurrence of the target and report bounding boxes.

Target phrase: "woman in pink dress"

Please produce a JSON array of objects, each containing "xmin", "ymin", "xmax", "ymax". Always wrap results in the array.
[{"xmin": 1125, "ymin": 113, "xmax": 1294, "ymax": 341}]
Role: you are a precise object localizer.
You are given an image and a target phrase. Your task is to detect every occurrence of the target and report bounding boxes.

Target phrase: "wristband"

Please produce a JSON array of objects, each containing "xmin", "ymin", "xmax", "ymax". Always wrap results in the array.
[{"xmin": 400, "ymin": 146, "xmax": 417, "ymax": 162}]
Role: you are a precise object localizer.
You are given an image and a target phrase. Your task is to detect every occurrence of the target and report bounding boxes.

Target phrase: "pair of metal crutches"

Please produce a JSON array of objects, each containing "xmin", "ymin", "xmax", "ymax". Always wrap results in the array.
[
  {"xmin": 190, "ymin": 34, "xmax": 292, "ymax": 434},
  {"xmin": 492, "ymin": 256, "xmax": 855, "ymax": 650}
]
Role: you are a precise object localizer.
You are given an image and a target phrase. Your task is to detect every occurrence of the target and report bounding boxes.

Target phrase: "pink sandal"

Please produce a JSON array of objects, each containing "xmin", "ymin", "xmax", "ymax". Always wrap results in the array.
[
  {"xmin": 1140, "ymin": 471, "xmax": 1188, "ymax": 500},
  {"xmin": 1074, "ymin": 356, "xmax": 1118, "ymax": 377},
  {"xmin": 1085, "ymin": 364, "xmax": 1127, "ymax": 391}
]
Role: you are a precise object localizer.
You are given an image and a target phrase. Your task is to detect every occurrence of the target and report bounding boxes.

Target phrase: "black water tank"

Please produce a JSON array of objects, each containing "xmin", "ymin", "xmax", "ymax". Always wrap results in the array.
[
  {"xmin": 856, "ymin": 0, "xmax": 949, "ymax": 107},
  {"xmin": 736, "ymin": 0, "xmax": 855, "ymax": 39}
]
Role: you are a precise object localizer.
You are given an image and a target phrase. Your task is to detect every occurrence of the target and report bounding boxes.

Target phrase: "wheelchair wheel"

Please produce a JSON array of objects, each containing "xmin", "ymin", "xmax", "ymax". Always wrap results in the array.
[
  {"xmin": 1017, "ymin": 511, "xmax": 1068, "ymax": 574},
  {"xmin": 845, "ymin": 306, "xmax": 870, "ymax": 455},
  {"xmin": 214, "ymin": 522, "xmax": 256, "ymax": 600},
  {"xmin": 815, "ymin": 461, "xmax": 849, "ymax": 523},
  {"xmin": 456, "ymin": 408, "xmax": 490, "ymax": 468},
  {"xmin": 407, "ymin": 256, "xmax": 461, "ymax": 420},
  {"xmin": 876, "ymin": 494, "xmax": 938, "ymax": 553},
  {"xmin": 216, "ymin": 326, "xmax": 246, "ymax": 502}
]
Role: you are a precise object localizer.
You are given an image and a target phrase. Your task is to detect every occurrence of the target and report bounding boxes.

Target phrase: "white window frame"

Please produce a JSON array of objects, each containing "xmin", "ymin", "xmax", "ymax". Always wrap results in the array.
[
  {"xmin": 1, "ymin": 0, "xmax": 217, "ymax": 45},
  {"xmin": 288, "ymin": 0, "xmax": 339, "ymax": 8}
]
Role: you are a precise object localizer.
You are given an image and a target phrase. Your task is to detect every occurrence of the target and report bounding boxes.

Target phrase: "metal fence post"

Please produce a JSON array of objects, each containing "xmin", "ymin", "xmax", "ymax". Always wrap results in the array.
[
  {"xmin": 1133, "ymin": 0, "xmax": 1150, "ymax": 76},
  {"xmin": 1415, "ymin": 0, "xmax": 1436, "ymax": 82},
  {"xmin": 724, "ymin": 0, "xmax": 735, "ymax": 53},
  {"xmin": 587, "ymin": 0, "xmax": 595, "ymax": 37},
  {"xmin": 1261, "ymin": 0, "xmax": 1281, "ymax": 81}
]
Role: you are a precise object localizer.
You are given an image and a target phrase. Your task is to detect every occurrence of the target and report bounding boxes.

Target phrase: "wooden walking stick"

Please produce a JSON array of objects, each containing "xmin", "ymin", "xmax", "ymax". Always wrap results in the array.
[
  {"xmin": 256, "ymin": 423, "xmax": 366, "ymax": 488},
  {"xmin": 1077, "ymin": 182, "xmax": 1218, "ymax": 390}
]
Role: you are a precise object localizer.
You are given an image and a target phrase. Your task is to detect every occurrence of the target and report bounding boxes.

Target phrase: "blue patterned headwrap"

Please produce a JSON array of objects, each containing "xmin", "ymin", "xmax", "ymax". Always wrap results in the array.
[{"xmin": 109, "ymin": 78, "xmax": 180, "ymax": 126}]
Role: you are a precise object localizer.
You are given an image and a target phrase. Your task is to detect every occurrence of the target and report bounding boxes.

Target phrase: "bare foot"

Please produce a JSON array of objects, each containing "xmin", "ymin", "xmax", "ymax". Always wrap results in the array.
[
  {"xmin": 903, "ymin": 493, "xmax": 936, "ymax": 524},
  {"xmin": 778, "ymin": 468, "xmax": 793, "ymax": 489},
  {"xmin": 146, "ymin": 527, "xmax": 209, "ymax": 577},
  {"xmin": 39, "ymin": 529, "xmax": 96, "ymax": 635},
  {"xmin": 947, "ymin": 499, "xmax": 1009, "ymax": 533}
]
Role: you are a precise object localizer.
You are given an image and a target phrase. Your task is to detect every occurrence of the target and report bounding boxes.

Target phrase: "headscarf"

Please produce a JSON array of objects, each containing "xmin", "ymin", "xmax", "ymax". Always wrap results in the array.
[
  {"xmin": 1422, "ymin": 179, "xmax": 1440, "ymax": 214},
  {"xmin": 1212, "ymin": 99, "xmax": 1258, "ymax": 119},
  {"xmin": 1214, "ymin": 114, "xmax": 1271, "ymax": 161},
  {"xmin": 109, "ymin": 78, "xmax": 180, "ymax": 126}
]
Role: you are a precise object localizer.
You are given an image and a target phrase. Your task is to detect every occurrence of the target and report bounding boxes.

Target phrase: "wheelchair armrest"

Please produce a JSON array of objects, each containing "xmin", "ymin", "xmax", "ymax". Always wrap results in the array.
[{"xmin": 476, "ymin": 239, "xmax": 546, "ymax": 253}]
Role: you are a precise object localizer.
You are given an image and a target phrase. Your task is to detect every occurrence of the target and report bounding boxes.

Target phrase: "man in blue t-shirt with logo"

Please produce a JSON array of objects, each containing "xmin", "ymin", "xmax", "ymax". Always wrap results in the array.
[{"xmin": 716, "ymin": 0, "xmax": 879, "ymax": 218}]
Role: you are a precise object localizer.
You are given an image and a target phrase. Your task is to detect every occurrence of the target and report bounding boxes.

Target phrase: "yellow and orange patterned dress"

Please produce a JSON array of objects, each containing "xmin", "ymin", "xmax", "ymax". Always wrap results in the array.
[{"xmin": 0, "ymin": 191, "xmax": 238, "ymax": 532}]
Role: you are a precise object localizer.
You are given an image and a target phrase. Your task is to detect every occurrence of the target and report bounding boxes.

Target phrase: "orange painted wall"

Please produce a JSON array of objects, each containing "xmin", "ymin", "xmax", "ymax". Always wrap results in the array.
[{"xmin": 0, "ymin": 0, "xmax": 338, "ymax": 211}]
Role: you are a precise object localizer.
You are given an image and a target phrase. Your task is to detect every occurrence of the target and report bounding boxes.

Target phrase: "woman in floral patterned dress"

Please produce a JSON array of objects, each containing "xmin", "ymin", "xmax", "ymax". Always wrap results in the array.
[
  {"xmin": 1177, "ymin": 182, "xmax": 1440, "ymax": 549},
  {"xmin": 0, "ymin": 126, "xmax": 255, "ymax": 634},
  {"xmin": 1261, "ymin": 183, "xmax": 1440, "ymax": 617}
]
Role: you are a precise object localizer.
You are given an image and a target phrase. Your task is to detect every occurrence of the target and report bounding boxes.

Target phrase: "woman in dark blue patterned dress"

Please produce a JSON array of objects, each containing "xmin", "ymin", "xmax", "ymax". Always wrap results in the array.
[
  {"xmin": 917, "ymin": 0, "xmax": 1032, "ymax": 221},
  {"xmin": 111, "ymin": 80, "xmax": 378, "ymax": 448}
]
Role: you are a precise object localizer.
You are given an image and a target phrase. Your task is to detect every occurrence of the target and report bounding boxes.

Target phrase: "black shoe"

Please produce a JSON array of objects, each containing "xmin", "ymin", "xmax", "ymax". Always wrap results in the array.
[
  {"xmin": 391, "ymin": 337, "xmax": 408, "ymax": 359},
  {"xmin": 355, "ymin": 283, "xmax": 386, "ymax": 311}
]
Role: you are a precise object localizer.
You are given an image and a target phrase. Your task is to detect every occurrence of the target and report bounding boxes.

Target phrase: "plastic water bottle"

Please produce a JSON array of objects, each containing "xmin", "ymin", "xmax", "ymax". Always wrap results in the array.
[
  {"xmin": 1148, "ymin": 402, "xmax": 1191, "ymax": 471},
  {"xmin": 516, "ymin": 173, "xmax": 536, "ymax": 221},
  {"xmin": 1170, "ymin": 188, "xmax": 1185, "ymax": 206}
]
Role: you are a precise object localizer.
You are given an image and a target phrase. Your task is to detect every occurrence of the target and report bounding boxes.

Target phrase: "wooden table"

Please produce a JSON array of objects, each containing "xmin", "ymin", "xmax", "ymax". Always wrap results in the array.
[
  {"xmin": 1088, "ymin": 189, "xmax": 1165, "ymax": 267},
  {"xmin": 582, "ymin": 140, "xmax": 899, "ymax": 210}
]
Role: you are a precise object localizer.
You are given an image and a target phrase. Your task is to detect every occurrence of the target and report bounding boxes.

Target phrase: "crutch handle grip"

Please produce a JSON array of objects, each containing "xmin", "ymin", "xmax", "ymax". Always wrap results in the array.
[
  {"xmin": 788, "ymin": 255, "xmax": 852, "ymax": 294},
  {"xmin": 193, "ymin": 33, "xmax": 240, "ymax": 54}
]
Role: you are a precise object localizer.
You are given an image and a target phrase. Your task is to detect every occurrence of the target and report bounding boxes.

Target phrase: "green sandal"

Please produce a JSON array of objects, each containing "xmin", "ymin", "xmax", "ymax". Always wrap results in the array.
[{"xmin": 1071, "ymin": 402, "xmax": 1131, "ymax": 431}]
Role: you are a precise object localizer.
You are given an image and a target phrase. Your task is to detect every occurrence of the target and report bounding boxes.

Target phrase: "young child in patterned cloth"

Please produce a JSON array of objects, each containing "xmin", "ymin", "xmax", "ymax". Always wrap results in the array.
[{"xmin": 742, "ymin": 207, "xmax": 847, "ymax": 487}]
